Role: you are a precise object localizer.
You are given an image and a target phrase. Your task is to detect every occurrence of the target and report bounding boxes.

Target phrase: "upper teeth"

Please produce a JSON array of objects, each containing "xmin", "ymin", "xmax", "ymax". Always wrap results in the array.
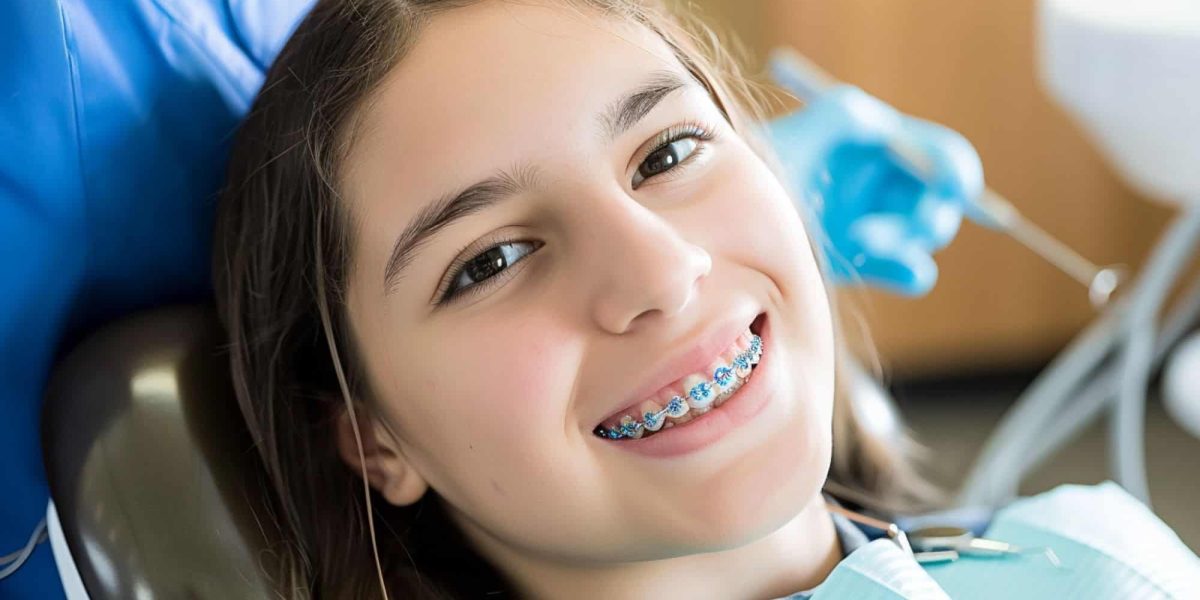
[{"xmin": 595, "ymin": 333, "xmax": 763, "ymax": 440}]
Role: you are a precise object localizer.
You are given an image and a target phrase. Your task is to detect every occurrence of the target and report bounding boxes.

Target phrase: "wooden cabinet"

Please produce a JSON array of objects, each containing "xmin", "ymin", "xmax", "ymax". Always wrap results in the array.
[{"xmin": 692, "ymin": 0, "xmax": 1179, "ymax": 377}]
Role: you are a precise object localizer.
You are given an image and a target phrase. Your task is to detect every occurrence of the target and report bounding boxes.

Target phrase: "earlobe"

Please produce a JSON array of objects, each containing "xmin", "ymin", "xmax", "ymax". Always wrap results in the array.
[{"xmin": 334, "ymin": 406, "xmax": 429, "ymax": 506}]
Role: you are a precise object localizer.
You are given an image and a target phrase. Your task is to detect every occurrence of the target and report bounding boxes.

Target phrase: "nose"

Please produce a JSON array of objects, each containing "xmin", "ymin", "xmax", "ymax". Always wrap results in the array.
[{"xmin": 580, "ymin": 191, "xmax": 713, "ymax": 334}]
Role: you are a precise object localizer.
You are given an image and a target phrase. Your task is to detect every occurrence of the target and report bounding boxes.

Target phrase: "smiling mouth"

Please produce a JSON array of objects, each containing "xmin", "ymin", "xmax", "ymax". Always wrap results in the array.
[{"xmin": 593, "ymin": 313, "xmax": 766, "ymax": 440}]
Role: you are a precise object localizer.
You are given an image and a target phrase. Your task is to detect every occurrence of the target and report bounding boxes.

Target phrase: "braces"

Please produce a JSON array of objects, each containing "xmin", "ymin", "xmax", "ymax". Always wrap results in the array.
[{"xmin": 593, "ymin": 334, "xmax": 763, "ymax": 440}]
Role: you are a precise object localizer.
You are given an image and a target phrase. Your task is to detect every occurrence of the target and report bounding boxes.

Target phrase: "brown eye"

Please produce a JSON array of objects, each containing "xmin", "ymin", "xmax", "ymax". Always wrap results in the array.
[
  {"xmin": 464, "ymin": 247, "xmax": 506, "ymax": 281},
  {"xmin": 441, "ymin": 240, "xmax": 538, "ymax": 304},
  {"xmin": 633, "ymin": 137, "xmax": 699, "ymax": 188}
]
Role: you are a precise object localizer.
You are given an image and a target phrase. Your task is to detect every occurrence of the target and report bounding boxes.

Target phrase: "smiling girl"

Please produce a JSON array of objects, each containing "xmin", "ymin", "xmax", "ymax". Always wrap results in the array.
[{"xmin": 213, "ymin": 0, "xmax": 940, "ymax": 597}]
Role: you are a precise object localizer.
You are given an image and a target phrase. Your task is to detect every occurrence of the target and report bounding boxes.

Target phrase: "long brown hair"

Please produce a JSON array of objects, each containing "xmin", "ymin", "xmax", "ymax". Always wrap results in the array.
[{"xmin": 213, "ymin": 1, "xmax": 940, "ymax": 597}]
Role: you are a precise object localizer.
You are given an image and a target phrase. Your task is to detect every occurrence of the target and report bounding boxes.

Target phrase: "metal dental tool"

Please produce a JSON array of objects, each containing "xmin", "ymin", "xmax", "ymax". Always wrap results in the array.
[
  {"xmin": 907, "ymin": 526, "xmax": 1063, "ymax": 567},
  {"xmin": 824, "ymin": 500, "xmax": 914, "ymax": 558},
  {"xmin": 824, "ymin": 503, "xmax": 1062, "ymax": 568},
  {"xmin": 768, "ymin": 47, "xmax": 1125, "ymax": 308}
]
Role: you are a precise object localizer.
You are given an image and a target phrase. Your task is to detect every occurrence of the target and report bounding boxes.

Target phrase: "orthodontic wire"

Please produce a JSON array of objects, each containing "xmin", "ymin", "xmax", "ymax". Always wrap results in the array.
[{"xmin": 594, "ymin": 334, "xmax": 763, "ymax": 440}]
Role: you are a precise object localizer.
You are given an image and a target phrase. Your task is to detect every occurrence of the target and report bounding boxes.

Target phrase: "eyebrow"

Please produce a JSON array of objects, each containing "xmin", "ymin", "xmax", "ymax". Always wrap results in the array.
[
  {"xmin": 599, "ymin": 69, "xmax": 690, "ymax": 142},
  {"xmin": 383, "ymin": 164, "xmax": 538, "ymax": 295},
  {"xmin": 382, "ymin": 69, "xmax": 692, "ymax": 296}
]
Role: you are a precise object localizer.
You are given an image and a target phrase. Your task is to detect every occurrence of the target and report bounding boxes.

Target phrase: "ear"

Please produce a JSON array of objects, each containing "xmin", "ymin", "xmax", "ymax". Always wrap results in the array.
[{"xmin": 334, "ymin": 405, "xmax": 429, "ymax": 506}]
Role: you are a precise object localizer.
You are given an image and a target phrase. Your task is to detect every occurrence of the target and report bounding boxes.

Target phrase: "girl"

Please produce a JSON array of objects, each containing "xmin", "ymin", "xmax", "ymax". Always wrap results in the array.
[{"xmin": 212, "ymin": 0, "xmax": 1197, "ymax": 598}]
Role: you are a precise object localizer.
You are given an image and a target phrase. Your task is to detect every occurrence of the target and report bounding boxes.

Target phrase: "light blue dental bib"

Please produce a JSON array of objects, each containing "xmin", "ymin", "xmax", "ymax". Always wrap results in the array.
[{"xmin": 802, "ymin": 482, "xmax": 1200, "ymax": 599}]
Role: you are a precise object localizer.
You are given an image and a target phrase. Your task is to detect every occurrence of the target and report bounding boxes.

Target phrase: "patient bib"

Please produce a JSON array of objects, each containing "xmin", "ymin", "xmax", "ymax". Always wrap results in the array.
[{"xmin": 805, "ymin": 481, "xmax": 1200, "ymax": 599}]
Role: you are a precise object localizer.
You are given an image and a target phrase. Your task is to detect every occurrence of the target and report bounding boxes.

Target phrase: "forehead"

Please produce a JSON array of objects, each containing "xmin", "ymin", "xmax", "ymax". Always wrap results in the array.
[{"xmin": 344, "ymin": 0, "xmax": 693, "ymax": 292}]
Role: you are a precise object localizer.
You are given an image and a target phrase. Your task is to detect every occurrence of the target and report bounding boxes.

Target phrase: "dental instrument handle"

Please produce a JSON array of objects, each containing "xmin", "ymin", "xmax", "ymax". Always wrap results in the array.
[
  {"xmin": 986, "ymin": 190, "xmax": 1126, "ymax": 307},
  {"xmin": 768, "ymin": 47, "xmax": 1124, "ymax": 307},
  {"xmin": 886, "ymin": 131, "xmax": 1125, "ymax": 307},
  {"xmin": 768, "ymin": 47, "xmax": 838, "ymax": 100},
  {"xmin": 963, "ymin": 537, "xmax": 1019, "ymax": 556}
]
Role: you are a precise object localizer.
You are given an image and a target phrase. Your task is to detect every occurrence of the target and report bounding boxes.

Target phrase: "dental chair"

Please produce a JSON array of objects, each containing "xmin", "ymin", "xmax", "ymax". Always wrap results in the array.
[
  {"xmin": 4, "ymin": 1, "xmax": 317, "ymax": 596},
  {"xmin": 41, "ymin": 304, "xmax": 282, "ymax": 599}
]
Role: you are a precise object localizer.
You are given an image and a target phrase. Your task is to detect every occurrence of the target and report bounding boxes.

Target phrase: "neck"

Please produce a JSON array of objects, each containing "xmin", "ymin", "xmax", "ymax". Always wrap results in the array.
[{"xmin": 462, "ymin": 492, "xmax": 842, "ymax": 600}]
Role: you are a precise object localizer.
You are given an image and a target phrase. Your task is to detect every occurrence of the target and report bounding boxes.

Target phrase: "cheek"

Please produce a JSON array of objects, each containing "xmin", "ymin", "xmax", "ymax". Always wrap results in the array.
[
  {"xmin": 457, "ymin": 331, "xmax": 554, "ymax": 408},
  {"xmin": 401, "ymin": 313, "xmax": 577, "ymax": 456},
  {"xmin": 398, "ymin": 315, "xmax": 612, "ymax": 545},
  {"xmin": 706, "ymin": 143, "xmax": 837, "ymax": 422},
  {"xmin": 700, "ymin": 143, "xmax": 830, "ymax": 308}
]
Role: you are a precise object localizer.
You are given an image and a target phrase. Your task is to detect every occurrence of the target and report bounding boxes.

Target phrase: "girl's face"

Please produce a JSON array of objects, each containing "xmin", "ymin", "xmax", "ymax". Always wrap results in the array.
[{"xmin": 342, "ymin": 0, "xmax": 834, "ymax": 576}]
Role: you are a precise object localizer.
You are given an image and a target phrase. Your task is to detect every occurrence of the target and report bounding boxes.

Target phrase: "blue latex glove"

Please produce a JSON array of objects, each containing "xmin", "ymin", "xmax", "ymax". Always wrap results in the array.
[
  {"xmin": 0, "ymin": 1, "xmax": 313, "ymax": 596},
  {"xmin": 765, "ymin": 85, "xmax": 984, "ymax": 296}
]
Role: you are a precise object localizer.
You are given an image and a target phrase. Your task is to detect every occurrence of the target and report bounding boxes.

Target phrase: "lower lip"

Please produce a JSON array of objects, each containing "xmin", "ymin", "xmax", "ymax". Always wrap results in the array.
[{"xmin": 601, "ymin": 313, "xmax": 776, "ymax": 459}]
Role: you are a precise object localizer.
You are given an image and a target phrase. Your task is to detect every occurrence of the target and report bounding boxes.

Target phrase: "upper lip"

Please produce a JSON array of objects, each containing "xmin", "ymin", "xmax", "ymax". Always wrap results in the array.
[{"xmin": 596, "ymin": 308, "xmax": 761, "ymax": 426}]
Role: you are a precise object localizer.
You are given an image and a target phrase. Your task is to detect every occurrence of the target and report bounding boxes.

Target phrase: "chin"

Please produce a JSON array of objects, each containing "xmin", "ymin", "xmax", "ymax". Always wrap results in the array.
[{"xmin": 678, "ymin": 410, "xmax": 831, "ymax": 551}]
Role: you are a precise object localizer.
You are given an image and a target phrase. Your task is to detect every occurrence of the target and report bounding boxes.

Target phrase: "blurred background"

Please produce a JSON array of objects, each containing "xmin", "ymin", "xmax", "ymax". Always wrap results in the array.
[
  {"xmin": 691, "ymin": 0, "xmax": 1200, "ymax": 550},
  {"xmin": 12, "ymin": 2, "xmax": 1198, "ymax": 598}
]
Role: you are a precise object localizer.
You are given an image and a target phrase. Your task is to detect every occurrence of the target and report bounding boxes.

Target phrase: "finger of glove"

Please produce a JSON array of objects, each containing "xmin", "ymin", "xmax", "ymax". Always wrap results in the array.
[
  {"xmin": 820, "ymin": 144, "xmax": 896, "ymax": 218},
  {"xmin": 894, "ymin": 117, "xmax": 987, "ymax": 221},
  {"xmin": 874, "ymin": 177, "xmax": 964, "ymax": 252},
  {"xmin": 875, "ymin": 118, "xmax": 976, "ymax": 244},
  {"xmin": 825, "ymin": 235, "xmax": 939, "ymax": 296},
  {"xmin": 912, "ymin": 189, "xmax": 964, "ymax": 251},
  {"xmin": 844, "ymin": 214, "xmax": 941, "ymax": 296},
  {"xmin": 827, "ymin": 155, "xmax": 963, "ymax": 251},
  {"xmin": 855, "ymin": 241, "xmax": 940, "ymax": 296}
]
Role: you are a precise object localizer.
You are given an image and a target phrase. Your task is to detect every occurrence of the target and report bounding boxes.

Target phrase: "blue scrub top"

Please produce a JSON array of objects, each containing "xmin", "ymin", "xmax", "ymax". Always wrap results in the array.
[{"xmin": 0, "ymin": 1, "xmax": 313, "ymax": 596}]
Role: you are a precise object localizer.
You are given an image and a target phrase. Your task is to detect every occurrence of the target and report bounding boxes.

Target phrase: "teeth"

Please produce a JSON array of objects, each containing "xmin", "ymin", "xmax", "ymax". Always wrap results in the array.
[
  {"xmin": 683, "ymin": 373, "xmax": 716, "ymax": 411},
  {"xmin": 632, "ymin": 395, "xmax": 670, "ymax": 432},
  {"xmin": 619, "ymin": 415, "xmax": 644, "ymax": 439},
  {"xmin": 713, "ymin": 375, "xmax": 746, "ymax": 404},
  {"xmin": 595, "ymin": 333, "xmax": 764, "ymax": 440},
  {"xmin": 641, "ymin": 407, "xmax": 665, "ymax": 431},
  {"xmin": 663, "ymin": 395, "xmax": 689, "ymax": 419},
  {"xmin": 712, "ymin": 363, "xmax": 737, "ymax": 393},
  {"xmin": 732, "ymin": 352, "xmax": 752, "ymax": 379}
]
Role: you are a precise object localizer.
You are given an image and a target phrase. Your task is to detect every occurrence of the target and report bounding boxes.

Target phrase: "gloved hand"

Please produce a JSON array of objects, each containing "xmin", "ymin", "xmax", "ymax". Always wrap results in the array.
[{"xmin": 765, "ymin": 85, "xmax": 984, "ymax": 296}]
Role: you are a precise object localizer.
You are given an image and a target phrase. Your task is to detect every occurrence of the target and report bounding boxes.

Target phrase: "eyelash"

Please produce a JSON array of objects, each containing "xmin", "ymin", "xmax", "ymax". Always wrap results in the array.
[
  {"xmin": 437, "ymin": 235, "xmax": 540, "ymax": 305},
  {"xmin": 633, "ymin": 121, "xmax": 716, "ymax": 189},
  {"xmin": 436, "ymin": 121, "xmax": 718, "ymax": 306}
]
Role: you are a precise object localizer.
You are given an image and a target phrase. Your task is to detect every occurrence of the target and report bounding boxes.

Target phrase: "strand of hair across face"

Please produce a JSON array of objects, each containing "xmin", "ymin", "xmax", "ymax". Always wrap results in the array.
[{"xmin": 314, "ymin": 207, "xmax": 391, "ymax": 600}]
